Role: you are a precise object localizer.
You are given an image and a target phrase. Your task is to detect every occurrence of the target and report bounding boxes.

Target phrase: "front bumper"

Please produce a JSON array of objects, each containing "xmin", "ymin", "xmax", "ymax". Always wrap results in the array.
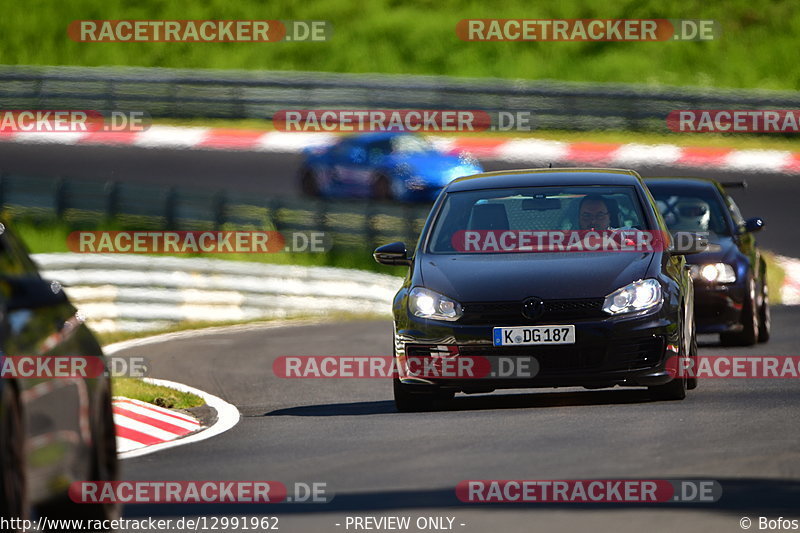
[
  {"xmin": 693, "ymin": 281, "xmax": 747, "ymax": 334},
  {"xmin": 395, "ymin": 307, "xmax": 681, "ymax": 392}
]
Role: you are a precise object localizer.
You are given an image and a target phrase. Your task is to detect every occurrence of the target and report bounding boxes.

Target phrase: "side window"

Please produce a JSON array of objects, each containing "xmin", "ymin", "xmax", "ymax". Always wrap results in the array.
[{"xmin": 726, "ymin": 195, "xmax": 746, "ymax": 230}]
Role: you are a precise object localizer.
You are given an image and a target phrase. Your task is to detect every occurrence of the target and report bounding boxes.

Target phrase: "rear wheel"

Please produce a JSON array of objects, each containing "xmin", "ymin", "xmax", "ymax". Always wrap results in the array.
[
  {"xmin": 393, "ymin": 379, "xmax": 453, "ymax": 412},
  {"xmin": 720, "ymin": 277, "xmax": 759, "ymax": 346},
  {"xmin": 0, "ymin": 384, "xmax": 28, "ymax": 528},
  {"xmin": 372, "ymin": 175, "xmax": 393, "ymax": 201},
  {"xmin": 300, "ymin": 167, "xmax": 321, "ymax": 197},
  {"xmin": 686, "ymin": 325, "xmax": 698, "ymax": 391}
]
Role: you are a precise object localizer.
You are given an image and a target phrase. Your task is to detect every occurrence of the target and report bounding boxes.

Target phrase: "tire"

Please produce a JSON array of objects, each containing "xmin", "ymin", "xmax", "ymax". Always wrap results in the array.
[
  {"xmin": 300, "ymin": 167, "xmax": 320, "ymax": 197},
  {"xmin": 720, "ymin": 277, "xmax": 759, "ymax": 347},
  {"xmin": 649, "ymin": 326, "xmax": 688, "ymax": 401},
  {"xmin": 758, "ymin": 281, "xmax": 771, "ymax": 343},
  {"xmin": 686, "ymin": 325, "xmax": 699, "ymax": 391},
  {"xmin": 393, "ymin": 378, "xmax": 453, "ymax": 412},
  {"xmin": 372, "ymin": 175, "xmax": 393, "ymax": 201},
  {"xmin": 0, "ymin": 384, "xmax": 29, "ymax": 528},
  {"xmin": 39, "ymin": 379, "xmax": 120, "ymax": 528},
  {"xmin": 649, "ymin": 371, "xmax": 687, "ymax": 401}
]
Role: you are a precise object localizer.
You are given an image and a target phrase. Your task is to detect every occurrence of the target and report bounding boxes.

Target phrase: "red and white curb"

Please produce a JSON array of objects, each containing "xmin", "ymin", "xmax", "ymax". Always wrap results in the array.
[
  {"xmin": 776, "ymin": 255, "xmax": 800, "ymax": 306},
  {"xmin": 113, "ymin": 397, "xmax": 201, "ymax": 454},
  {"xmin": 106, "ymin": 331, "xmax": 243, "ymax": 460},
  {"xmin": 1, "ymin": 127, "xmax": 799, "ymax": 174}
]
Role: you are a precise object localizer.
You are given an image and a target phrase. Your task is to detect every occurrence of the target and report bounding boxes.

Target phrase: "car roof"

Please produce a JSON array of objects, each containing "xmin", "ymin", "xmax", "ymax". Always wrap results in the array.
[
  {"xmin": 445, "ymin": 168, "xmax": 643, "ymax": 192},
  {"xmin": 644, "ymin": 177, "xmax": 721, "ymax": 190},
  {"xmin": 343, "ymin": 131, "xmax": 412, "ymax": 143}
]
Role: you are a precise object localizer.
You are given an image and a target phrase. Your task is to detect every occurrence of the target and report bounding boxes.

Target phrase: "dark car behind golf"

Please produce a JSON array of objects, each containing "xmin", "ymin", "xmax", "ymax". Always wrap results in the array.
[
  {"xmin": 645, "ymin": 178, "xmax": 769, "ymax": 346},
  {"xmin": 0, "ymin": 221, "xmax": 118, "ymax": 529},
  {"xmin": 375, "ymin": 168, "xmax": 703, "ymax": 411}
]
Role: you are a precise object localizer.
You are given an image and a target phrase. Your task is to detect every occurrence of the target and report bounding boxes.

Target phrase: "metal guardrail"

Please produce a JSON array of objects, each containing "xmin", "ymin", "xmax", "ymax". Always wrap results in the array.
[
  {"xmin": 35, "ymin": 253, "xmax": 402, "ymax": 332},
  {"xmin": 0, "ymin": 173, "xmax": 432, "ymax": 251},
  {"xmin": 2, "ymin": 65, "xmax": 800, "ymax": 131}
]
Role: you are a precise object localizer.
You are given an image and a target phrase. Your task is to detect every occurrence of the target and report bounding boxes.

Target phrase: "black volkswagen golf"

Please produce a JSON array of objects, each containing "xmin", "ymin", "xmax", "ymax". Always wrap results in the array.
[{"xmin": 375, "ymin": 169, "xmax": 702, "ymax": 411}]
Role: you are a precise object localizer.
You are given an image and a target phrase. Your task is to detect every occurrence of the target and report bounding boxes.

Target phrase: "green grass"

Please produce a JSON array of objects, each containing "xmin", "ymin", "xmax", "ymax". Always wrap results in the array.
[
  {"xmin": 112, "ymin": 377, "xmax": 204, "ymax": 409},
  {"xmin": 13, "ymin": 216, "xmax": 396, "ymax": 274},
  {"xmin": 1, "ymin": 0, "xmax": 799, "ymax": 90}
]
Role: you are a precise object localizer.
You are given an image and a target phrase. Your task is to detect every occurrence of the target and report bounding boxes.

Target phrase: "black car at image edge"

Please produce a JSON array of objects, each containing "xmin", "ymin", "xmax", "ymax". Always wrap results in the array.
[{"xmin": 0, "ymin": 221, "xmax": 119, "ymax": 528}]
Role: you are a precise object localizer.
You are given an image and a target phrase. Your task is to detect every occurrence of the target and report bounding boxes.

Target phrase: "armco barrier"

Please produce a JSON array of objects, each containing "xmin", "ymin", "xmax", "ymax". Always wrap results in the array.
[
  {"xmin": 33, "ymin": 253, "xmax": 403, "ymax": 332},
  {"xmin": 3, "ymin": 65, "xmax": 800, "ymax": 132}
]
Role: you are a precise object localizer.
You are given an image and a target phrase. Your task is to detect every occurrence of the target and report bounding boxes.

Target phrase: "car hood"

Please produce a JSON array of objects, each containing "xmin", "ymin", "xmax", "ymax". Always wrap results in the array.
[
  {"xmin": 417, "ymin": 252, "xmax": 654, "ymax": 301},
  {"xmin": 683, "ymin": 234, "xmax": 738, "ymax": 264},
  {"xmin": 387, "ymin": 152, "xmax": 480, "ymax": 183}
]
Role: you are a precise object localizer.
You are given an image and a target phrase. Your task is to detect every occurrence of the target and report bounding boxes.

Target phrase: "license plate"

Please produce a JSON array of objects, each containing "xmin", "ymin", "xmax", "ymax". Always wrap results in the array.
[{"xmin": 493, "ymin": 325, "xmax": 576, "ymax": 346}]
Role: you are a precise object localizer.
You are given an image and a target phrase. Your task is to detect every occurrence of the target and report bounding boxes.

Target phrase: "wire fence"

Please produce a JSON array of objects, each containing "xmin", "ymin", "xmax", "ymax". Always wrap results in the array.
[
  {"xmin": 2, "ymin": 65, "xmax": 800, "ymax": 132},
  {"xmin": 0, "ymin": 173, "xmax": 431, "ymax": 251}
]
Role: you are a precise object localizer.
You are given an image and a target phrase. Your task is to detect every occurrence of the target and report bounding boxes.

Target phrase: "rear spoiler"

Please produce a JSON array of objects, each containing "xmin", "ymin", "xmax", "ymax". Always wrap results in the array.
[{"xmin": 720, "ymin": 181, "xmax": 748, "ymax": 189}]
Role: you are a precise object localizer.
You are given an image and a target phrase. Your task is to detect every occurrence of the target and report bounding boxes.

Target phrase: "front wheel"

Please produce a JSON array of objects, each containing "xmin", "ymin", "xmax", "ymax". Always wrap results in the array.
[
  {"xmin": 720, "ymin": 277, "xmax": 759, "ymax": 347},
  {"xmin": 758, "ymin": 282, "xmax": 771, "ymax": 343},
  {"xmin": 393, "ymin": 379, "xmax": 453, "ymax": 412}
]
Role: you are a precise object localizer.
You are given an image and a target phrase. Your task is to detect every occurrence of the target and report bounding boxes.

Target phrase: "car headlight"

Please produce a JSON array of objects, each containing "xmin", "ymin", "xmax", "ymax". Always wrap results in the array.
[
  {"xmin": 689, "ymin": 263, "xmax": 736, "ymax": 283},
  {"xmin": 602, "ymin": 279, "xmax": 662, "ymax": 315},
  {"xmin": 409, "ymin": 287, "xmax": 463, "ymax": 321}
]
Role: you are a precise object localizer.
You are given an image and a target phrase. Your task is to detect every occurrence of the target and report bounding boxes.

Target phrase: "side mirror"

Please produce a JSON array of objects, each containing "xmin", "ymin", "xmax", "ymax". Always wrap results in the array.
[
  {"xmin": 373, "ymin": 242, "xmax": 412, "ymax": 266},
  {"xmin": 671, "ymin": 232, "xmax": 709, "ymax": 255},
  {"xmin": 743, "ymin": 217, "xmax": 764, "ymax": 233},
  {"xmin": 1, "ymin": 277, "xmax": 69, "ymax": 311}
]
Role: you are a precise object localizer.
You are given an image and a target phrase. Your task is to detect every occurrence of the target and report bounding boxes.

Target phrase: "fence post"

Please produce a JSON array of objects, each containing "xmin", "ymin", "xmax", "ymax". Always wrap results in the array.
[
  {"xmin": 270, "ymin": 198, "xmax": 283, "ymax": 231},
  {"xmin": 213, "ymin": 191, "xmax": 227, "ymax": 229},
  {"xmin": 403, "ymin": 205, "xmax": 417, "ymax": 246},
  {"xmin": 165, "ymin": 187, "xmax": 178, "ymax": 229},
  {"xmin": 54, "ymin": 177, "xmax": 67, "ymax": 218},
  {"xmin": 104, "ymin": 181, "xmax": 119, "ymax": 221},
  {"xmin": 364, "ymin": 201, "xmax": 376, "ymax": 250}
]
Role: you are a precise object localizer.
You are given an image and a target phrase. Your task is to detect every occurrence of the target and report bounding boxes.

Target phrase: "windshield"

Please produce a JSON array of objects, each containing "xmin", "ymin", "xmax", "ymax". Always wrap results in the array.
[
  {"xmin": 427, "ymin": 186, "xmax": 649, "ymax": 253},
  {"xmin": 648, "ymin": 186, "xmax": 731, "ymax": 237}
]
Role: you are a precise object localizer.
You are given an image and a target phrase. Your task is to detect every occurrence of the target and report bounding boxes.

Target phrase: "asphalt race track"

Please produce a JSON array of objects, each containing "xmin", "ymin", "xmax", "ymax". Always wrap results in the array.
[
  {"xmin": 116, "ymin": 311, "xmax": 800, "ymax": 532},
  {"xmin": 3, "ymin": 141, "xmax": 799, "ymax": 531},
  {"xmin": 0, "ymin": 141, "xmax": 797, "ymax": 256}
]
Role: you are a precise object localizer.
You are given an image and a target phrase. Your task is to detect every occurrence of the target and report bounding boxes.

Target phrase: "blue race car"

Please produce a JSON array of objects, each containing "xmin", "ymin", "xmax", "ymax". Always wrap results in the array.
[{"xmin": 298, "ymin": 132, "xmax": 483, "ymax": 202}]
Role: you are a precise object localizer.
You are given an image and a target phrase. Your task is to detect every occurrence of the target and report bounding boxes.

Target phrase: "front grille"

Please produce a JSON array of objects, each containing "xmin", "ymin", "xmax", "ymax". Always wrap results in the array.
[
  {"xmin": 461, "ymin": 298, "xmax": 605, "ymax": 325},
  {"xmin": 406, "ymin": 336, "xmax": 664, "ymax": 376}
]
